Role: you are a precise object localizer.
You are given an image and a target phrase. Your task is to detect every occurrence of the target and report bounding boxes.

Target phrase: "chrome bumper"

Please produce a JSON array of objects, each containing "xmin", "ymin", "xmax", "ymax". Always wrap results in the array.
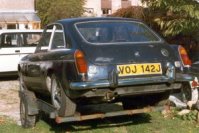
[{"xmin": 70, "ymin": 74, "xmax": 193, "ymax": 90}]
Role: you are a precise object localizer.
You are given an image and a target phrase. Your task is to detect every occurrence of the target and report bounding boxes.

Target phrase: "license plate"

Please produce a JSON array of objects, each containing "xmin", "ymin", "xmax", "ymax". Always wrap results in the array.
[{"xmin": 117, "ymin": 63, "xmax": 162, "ymax": 77}]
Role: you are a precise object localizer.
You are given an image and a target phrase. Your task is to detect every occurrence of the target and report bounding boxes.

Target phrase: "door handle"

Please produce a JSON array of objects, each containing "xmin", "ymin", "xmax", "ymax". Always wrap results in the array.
[{"xmin": 15, "ymin": 50, "xmax": 20, "ymax": 53}]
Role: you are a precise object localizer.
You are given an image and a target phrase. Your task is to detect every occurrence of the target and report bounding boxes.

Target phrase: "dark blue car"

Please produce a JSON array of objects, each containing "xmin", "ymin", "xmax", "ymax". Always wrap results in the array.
[{"xmin": 18, "ymin": 17, "xmax": 193, "ymax": 128}]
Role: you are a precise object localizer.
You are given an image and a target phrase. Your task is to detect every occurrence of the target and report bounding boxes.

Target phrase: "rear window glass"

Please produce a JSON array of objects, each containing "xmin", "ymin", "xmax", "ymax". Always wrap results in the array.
[
  {"xmin": 0, "ymin": 32, "xmax": 42, "ymax": 47},
  {"xmin": 75, "ymin": 21, "xmax": 161, "ymax": 44}
]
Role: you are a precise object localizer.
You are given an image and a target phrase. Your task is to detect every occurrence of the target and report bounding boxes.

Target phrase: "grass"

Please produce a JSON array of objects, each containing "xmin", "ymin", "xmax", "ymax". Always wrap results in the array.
[{"xmin": 1, "ymin": 111, "xmax": 199, "ymax": 133}]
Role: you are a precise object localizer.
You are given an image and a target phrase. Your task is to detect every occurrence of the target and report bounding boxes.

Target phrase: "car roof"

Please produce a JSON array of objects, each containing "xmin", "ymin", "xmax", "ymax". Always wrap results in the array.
[
  {"xmin": 0, "ymin": 29, "xmax": 43, "ymax": 34},
  {"xmin": 57, "ymin": 17, "xmax": 141, "ymax": 25}
]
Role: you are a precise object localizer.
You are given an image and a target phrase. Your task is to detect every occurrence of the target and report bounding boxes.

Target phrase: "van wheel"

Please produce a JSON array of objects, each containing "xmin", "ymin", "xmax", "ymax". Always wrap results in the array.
[
  {"xmin": 20, "ymin": 98, "xmax": 36, "ymax": 128},
  {"xmin": 51, "ymin": 75, "xmax": 76, "ymax": 117}
]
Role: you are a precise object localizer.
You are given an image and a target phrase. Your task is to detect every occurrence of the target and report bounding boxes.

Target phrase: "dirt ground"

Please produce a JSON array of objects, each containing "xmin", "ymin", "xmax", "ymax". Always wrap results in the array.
[{"xmin": 0, "ymin": 79, "xmax": 20, "ymax": 125}]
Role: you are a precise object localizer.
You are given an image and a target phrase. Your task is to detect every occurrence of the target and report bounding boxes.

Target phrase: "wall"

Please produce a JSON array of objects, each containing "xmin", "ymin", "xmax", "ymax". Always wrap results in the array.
[
  {"xmin": 84, "ymin": 0, "xmax": 101, "ymax": 17},
  {"xmin": 84, "ymin": 0, "xmax": 143, "ymax": 17},
  {"xmin": 0, "ymin": 0, "xmax": 35, "ymax": 12},
  {"xmin": 0, "ymin": 0, "xmax": 41, "ymax": 29},
  {"xmin": 130, "ymin": 0, "xmax": 142, "ymax": 6},
  {"xmin": 112, "ymin": 0, "xmax": 121, "ymax": 13}
]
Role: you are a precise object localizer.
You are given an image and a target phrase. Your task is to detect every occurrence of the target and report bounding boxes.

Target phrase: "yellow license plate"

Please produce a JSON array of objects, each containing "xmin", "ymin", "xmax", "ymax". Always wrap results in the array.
[{"xmin": 117, "ymin": 63, "xmax": 162, "ymax": 77}]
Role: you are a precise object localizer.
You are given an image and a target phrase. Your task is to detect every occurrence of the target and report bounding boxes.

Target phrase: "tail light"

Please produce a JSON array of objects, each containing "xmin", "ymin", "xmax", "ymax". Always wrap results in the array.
[
  {"xmin": 74, "ymin": 50, "xmax": 88, "ymax": 74},
  {"xmin": 178, "ymin": 45, "xmax": 192, "ymax": 66}
]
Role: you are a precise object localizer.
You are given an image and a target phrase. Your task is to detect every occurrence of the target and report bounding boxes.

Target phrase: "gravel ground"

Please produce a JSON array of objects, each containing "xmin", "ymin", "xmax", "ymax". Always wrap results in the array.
[{"xmin": 0, "ymin": 79, "xmax": 20, "ymax": 125}]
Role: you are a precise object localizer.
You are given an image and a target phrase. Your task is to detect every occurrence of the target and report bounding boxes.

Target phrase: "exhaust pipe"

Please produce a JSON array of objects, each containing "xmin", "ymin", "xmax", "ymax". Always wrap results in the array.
[{"xmin": 104, "ymin": 91, "xmax": 117, "ymax": 102}]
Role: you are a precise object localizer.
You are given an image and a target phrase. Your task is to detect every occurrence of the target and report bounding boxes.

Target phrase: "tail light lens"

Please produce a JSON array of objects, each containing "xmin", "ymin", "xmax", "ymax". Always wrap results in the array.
[
  {"xmin": 74, "ymin": 50, "xmax": 88, "ymax": 74},
  {"xmin": 178, "ymin": 45, "xmax": 192, "ymax": 66}
]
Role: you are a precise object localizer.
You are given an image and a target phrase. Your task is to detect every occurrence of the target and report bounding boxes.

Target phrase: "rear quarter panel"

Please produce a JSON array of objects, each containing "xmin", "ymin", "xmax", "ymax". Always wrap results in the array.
[{"xmin": 19, "ymin": 49, "xmax": 79, "ymax": 96}]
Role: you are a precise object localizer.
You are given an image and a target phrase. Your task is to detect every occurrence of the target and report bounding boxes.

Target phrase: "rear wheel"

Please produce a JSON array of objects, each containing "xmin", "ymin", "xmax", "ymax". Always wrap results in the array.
[
  {"xmin": 20, "ymin": 98, "xmax": 36, "ymax": 128},
  {"xmin": 50, "ymin": 75, "xmax": 76, "ymax": 117}
]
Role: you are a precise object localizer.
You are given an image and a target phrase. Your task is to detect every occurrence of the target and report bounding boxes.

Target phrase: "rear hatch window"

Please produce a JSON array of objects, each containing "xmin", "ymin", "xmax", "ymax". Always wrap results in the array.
[{"xmin": 75, "ymin": 21, "xmax": 162, "ymax": 44}]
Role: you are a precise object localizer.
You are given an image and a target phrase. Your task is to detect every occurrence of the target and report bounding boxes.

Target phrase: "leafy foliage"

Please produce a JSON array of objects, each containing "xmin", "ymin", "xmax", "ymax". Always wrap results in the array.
[
  {"xmin": 142, "ymin": 0, "xmax": 199, "ymax": 37},
  {"xmin": 112, "ymin": 6, "xmax": 146, "ymax": 20},
  {"xmin": 112, "ymin": 0, "xmax": 199, "ymax": 38},
  {"xmin": 36, "ymin": 0, "xmax": 85, "ymax": 27},
  {"xmin": 181, "ymin": 110, "xmax": 198, "ymax": 121},
  {"xmin": 111, "ymin": 6, "xmax": 161, "ymax": 36}
]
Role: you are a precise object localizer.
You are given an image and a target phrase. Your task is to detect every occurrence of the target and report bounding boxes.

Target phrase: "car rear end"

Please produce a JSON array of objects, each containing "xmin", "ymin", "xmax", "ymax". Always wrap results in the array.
[{"xmin": 68, "ymin": 19, "xmax": 193, "ymax": 103}]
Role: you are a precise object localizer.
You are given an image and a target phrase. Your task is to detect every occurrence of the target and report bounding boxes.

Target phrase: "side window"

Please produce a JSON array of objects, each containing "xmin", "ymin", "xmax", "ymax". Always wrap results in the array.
[
  {"xmin": 51, "ymin": 25, "xmax": 65, "ymax": 49},
  {"xmin": 0, "ymin": 33, "xmax": 19, "ymax": 48},
  {"xmin": 36, "ymin": 25, "xmax": 53, "ymax": 52}
]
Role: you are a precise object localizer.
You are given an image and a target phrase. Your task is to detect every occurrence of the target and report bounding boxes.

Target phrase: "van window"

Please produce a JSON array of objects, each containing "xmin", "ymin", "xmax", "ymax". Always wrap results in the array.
[
  {"xmin": 20, "ymin": 33, "xmax": 42, "ymax": 47},
  {"xmin": 0, "ymin": 33, "xmax": 19, "ymax": 47},
  {"xmin": 0, "ymin": 33, "xmax": 42, "ymax": 48}
]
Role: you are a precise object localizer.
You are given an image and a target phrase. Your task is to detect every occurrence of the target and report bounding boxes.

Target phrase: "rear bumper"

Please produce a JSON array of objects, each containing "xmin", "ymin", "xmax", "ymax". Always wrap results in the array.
[
  {"xmin": 175, "ymin": 73, "xmax": 194, "ymax": 82},
  {"xmin": 70, "ymin": 74, "xmax": 193, "ymax": 90}
]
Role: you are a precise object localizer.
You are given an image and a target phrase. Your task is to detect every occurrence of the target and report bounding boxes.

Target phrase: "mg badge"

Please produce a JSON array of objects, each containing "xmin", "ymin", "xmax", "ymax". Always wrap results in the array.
[{"xmin": 161, "ymin": 49, "xmax": 169, "ymax": 57}]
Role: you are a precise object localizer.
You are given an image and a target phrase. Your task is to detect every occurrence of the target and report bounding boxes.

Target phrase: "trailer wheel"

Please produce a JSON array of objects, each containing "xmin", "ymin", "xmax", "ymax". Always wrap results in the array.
[
  {"xmin": 20, "ymin": 98, "xmax": 36, "ymax": 128},
  {"xmin": 51, "ymin": 75, "xmax": 76, "ymax": 117}
]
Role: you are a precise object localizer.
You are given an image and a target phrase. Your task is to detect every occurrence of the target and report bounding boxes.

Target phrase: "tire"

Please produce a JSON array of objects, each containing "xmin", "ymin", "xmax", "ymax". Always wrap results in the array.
[
  {"xmin": 20, "ymin": 98, "xmax": 36, "ymax": 128},
  {"xmin": 50, "ymin": 75, "xmax": 76, "ymax": 117},
  {"xmin": 19, "ymin": 72, "xmax": 24, "ymax": 91}
]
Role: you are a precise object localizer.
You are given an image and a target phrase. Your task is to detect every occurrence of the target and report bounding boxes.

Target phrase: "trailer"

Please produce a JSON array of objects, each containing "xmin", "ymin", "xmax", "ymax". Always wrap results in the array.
[{"xmin": 19, "ymin": 89, "xmax": 164, "ymax": 127}]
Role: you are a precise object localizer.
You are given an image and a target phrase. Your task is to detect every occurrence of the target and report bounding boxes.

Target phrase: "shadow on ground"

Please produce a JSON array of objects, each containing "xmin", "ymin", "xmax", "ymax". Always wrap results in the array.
[
  {"xmin": 0, "ymin": 76, "xmax": 18, "ymax": 81},
  {"xmin": 39, "ymin": 113, "xmax": 152, "ymax": 133}
]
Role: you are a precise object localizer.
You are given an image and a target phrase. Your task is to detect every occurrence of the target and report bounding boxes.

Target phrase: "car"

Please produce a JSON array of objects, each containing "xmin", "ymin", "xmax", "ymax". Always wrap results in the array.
[
  {"xmin": 18, "ymin": 17, "xmax": 193, "ymax": 128},
  {"xmin": 0, "ymin": 29, "xmax": 43, "ymax": 76},
  {"xmin": 187, "ymin": 40, "xmax": 199, "ymax": 89},
  {"xmin": 168, "ymin": 45, "xmax": 199, "ymax": 107}
]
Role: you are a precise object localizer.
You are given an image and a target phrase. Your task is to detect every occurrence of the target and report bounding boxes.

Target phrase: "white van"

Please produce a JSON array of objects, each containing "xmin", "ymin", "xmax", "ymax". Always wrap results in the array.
[{"xmin": 0, "ymin": 29, "xmax": 43, "ymax": 76}]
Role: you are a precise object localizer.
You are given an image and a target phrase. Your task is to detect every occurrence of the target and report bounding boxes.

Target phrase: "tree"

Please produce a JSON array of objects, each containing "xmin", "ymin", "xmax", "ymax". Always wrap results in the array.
[
  {"xmin": 111, "ymin": 6, "xmax": 160, "ymax": 35},
  {"xmin": 36, "ymin": 0, "xmax": 52, "ymax": 27},
  {"xmin": 142, "ymin": 0, "xmax": 199, "ymax": 37},
  {"xmin": 112, "ymin": 6, "xmax": 146, "ymax": 20},
  {"xmin": 112, "ymin": 0, "xmax": 199, "ymax": 47},
  {"xmin": 36, "ymin": 0, "xmax": 85, "ymax": 27}
]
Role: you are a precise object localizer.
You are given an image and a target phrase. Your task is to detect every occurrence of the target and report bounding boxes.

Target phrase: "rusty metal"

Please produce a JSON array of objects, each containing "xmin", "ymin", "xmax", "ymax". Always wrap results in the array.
[
  {"xmin": 36, "ymin": 96, "xmax": 164, "ymax": 124},
  {"xmin": 55, "ymin": 107, "xmax": 154, "ymax": 123}
]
